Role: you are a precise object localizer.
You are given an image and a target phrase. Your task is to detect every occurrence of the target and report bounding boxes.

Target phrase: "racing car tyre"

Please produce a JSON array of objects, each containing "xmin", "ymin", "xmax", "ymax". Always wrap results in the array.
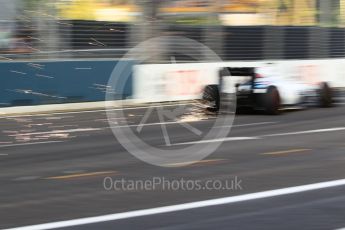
[
  {"xmin": 202, "ymin": 85, "xmax": 220, "ymax": 112},
  {"xmin": 264, "ymin": 86, "xmax": 281, "ymax": 115},
  {"xmin": 318, "ymin": 82, "xmax": 332, "ymax": 108}
]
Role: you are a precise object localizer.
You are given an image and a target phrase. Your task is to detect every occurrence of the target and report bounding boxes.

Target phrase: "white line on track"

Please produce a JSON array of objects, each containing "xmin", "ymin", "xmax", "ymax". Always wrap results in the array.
[
  {"xmin": 111, "ymin": 121, "xmax": 196, "ymax": 129},
  {"xmin": 9, "ymin": 122, "xmax": 271, "ymax": 135},
  {"xmin": 173, "ymin": 137, "xmax": 260, "ymax": 146},
  {"xmin": 35, "ymin": 122, "xmax": 270, "ymax": 135},
  {"xmin": 0, "ymin": 141, "xmax": 64, "ymax": 149},
  {"xmin": 216, "ymin": 122, "xmax": 277, "ymax": 128},
  {"xmin": 8, "ymin": 178, "xmax": 345, "ymax": 230},
  {"xmin": 8, "ymin": 128, "xmax": 102, "ymax": 136},
  {"xmin": 263, "ymin": 127, "xmax": 345, "ymax": 137},
  {"xmin": 111, "ymin": 121, "xmax": 277, "ymax": 130},
  {"xmin": 0, "ymin": 103, "xmax": 195, "ymax": 119},
  {"xmin": 173, "ymin": 127, "xmax": 345, "ymax": 146}
]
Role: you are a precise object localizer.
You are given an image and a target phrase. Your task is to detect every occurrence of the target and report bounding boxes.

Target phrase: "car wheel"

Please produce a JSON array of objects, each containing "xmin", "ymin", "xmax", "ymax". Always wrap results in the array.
[
  {"xmin": 318, "ymin": 82, "xmax": 332, "ymax": 108},
  {"xmin": 264, "ymin": 86, "xmax": 281, "ymax": 115},
  {"xmin": 202, "ymin": 85, "xmax": 220, "ymax": 112}
]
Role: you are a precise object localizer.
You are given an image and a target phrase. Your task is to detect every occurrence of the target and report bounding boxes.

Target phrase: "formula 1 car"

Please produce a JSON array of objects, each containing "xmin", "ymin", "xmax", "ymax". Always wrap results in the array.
[{"xmin": 202, "ymin": 65, "xmax": 333, "ymax": 115}]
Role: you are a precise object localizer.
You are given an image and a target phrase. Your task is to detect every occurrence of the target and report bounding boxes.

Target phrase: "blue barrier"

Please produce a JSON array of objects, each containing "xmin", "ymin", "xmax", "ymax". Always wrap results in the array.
[{"xmin": 0, "ymin": 60, "xmax": 133, "ymax": 107}]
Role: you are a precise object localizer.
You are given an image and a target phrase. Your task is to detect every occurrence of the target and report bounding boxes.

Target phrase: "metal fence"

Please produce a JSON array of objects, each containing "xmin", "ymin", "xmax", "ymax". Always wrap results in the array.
[{"xmin": 0, "ymin": 0, "xmax": 345, "ymax": 62}]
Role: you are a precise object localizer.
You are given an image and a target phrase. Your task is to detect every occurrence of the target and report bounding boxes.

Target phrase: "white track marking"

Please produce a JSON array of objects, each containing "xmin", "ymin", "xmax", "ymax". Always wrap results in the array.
[
  {"xmin": 172, "ymin": 137, "xmax": 260, "ymax": 146},
  {"xmin": 216, "ymin": 122, "xmax": 277, "ymax": 128},
  {"xmin": 62, "ymin": 121, "xmax": 273, "ymax": 131},
  {"xmin": 8, "ymin": 179, "xmax": 345, "ymax": 230},
  {"xmin": 112, "ymin": 121, "xmax": 196, "ymax": 129},
  {"xmin": 174, "ymin": 127, "xmax": 345, "ymax": 145},
  {"xmin": 9, "ymin": 128, "xmax": 102, "ymax": 136},
  {"xmin": 0, "ymin": 141, "xmax": 64, "ymax": 149},
  {"xmin": 112, "ymin": 121, "xmax": 276, "ymax": 130},
  {"xmin": 0, "ymin": 103, "xmax": 194, "ymax": 119},
  {"xmin": 263, "ymin": 127, "xmax": 345, "ymax": 137}
]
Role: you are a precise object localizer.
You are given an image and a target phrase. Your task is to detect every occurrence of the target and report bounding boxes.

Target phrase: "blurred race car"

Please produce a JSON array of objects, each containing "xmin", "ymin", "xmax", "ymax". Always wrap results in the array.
[{"xmin": 202, "ymin": 65, "xmax": 333, "ymax": 115}]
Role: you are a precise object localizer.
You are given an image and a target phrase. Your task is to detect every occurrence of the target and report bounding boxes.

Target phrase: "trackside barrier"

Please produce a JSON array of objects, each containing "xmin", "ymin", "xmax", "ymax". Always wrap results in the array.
[
  {"xmin": 133, "ymin": 59, "xmax": 345, "ymax": 103},
  {"xmin": 1, "ymin": 58, "xmax": 344, "ymax": 108},
  {"xmin": 0, "ymin": 60, "xmax": 134, "ymax": 107}
]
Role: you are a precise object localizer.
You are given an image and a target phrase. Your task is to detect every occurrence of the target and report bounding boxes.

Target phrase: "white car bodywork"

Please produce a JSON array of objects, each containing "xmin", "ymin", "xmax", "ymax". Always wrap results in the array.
[{"xmin": 253, "ymin": 64, "xmax": 320, "ymax": 106}]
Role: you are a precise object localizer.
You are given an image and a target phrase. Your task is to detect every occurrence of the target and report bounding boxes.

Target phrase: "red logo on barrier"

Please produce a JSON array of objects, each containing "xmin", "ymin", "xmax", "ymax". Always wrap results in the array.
[
  {"xmin": 165, "ymin": 70, "xmax": 203, "ymax": 96},
  {"xmin": 299, "ymin": 65, "xmax": 320, "ymax": 85}
]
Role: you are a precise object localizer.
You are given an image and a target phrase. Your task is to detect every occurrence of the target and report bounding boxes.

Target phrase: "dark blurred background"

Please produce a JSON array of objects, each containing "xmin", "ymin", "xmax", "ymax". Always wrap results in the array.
[{"xmin": 0, "ymin": 0, "xmax": 344, "ymax": 61}]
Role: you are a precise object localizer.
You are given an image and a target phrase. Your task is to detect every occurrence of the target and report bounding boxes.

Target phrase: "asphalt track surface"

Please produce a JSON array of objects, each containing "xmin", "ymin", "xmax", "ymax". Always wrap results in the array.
[{"xmin": 1, "ymin": 103, "xmax": 345, "ymax": 229}]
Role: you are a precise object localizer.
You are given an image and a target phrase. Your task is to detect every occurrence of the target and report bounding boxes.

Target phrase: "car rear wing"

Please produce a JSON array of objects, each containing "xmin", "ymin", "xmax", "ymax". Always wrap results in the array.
[
  {"xmin": 219, "ymin": 67, "xmax": 256, "ymax": 78},
  {"xmin": 217, "ymin": 67, "xmax": 256, "ymax": 113},
  {"xmin": 219, "ymin": 67, "xmax": 256, "ymax": 89}
]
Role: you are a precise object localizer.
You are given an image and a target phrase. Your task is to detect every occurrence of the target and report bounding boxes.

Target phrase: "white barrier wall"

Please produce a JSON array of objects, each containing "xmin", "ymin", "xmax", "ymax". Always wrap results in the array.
[
  {"xmin": 133, "ymin": 59, "xmax": 345, "ymax": 103},
  {"xmin": 133, "ymin": 63, "xmax": 220, "ymax": 103}
]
